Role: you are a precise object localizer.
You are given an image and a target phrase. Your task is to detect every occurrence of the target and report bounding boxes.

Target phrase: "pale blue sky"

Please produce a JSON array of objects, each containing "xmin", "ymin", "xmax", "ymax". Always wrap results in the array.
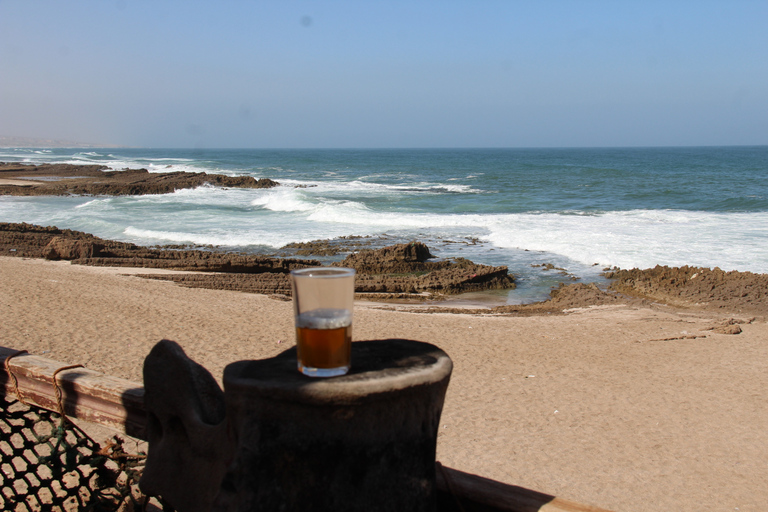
[{"xmin": 1, "ymin": 1, "xmax": 766, "ymax": 148}]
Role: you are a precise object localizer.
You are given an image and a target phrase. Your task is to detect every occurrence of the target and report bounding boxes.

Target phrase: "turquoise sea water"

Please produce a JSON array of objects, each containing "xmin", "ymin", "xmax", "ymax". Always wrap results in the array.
[{"xmin": 1, "ymin": 146, "xmax": 767, "ymax": 304}]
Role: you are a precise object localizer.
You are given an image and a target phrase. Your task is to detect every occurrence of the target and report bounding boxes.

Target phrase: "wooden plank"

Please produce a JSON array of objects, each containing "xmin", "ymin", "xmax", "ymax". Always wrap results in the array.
[
  {"xmin": 1, "ymin": 346, "xmax": 613, "ymax": 512},
  {"xmin": 1, "ymin": 346, "xmax": 146, "ymax": 439}
]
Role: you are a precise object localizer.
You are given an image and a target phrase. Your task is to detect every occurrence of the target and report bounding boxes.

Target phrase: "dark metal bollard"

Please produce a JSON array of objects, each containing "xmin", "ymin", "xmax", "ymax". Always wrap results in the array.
[
  {"xmin": 214, "ymin": 339, "xmax": 452, "ymax": 512},
  {"xmin": 141, "ymin": 339, "xmax": 452, "ymax": 512}
]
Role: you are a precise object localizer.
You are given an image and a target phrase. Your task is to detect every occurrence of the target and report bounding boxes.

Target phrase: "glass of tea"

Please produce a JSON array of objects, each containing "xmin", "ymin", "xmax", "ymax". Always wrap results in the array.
[{"xmin": 290, "ymin": 267, "xmax": 356, "ymax": 377}]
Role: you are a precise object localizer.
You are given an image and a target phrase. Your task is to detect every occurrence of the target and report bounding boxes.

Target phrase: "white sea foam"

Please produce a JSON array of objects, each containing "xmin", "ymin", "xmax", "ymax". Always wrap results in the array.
[
  {"xmin": 485, "ymin": 209, "xmax": 768, "ymax": 273},
  {"xmin": 251, "ymin": 187, "xmax": 317, "ymax": 212},
  {"xmin": 92, "ymin": 160, "xmax": 204, "ymax": 174},
  {"xmin": 122, "ymin": 226, "xmax": 283, "ymax": 248},
  {"xmin": 295, "ymin": 309, "xmax": 352, "ymax": 330},
  {"xmin": 123, "ymin": 227, "xmax": 207, "ymax": 245},
  {"xmin": 163, "ymin": 184, "xmax": 255, "ymax": 205},
  {"xmin": 140, "ymin": 157, "xmax": 196, "ymax": 162},
  {"xmin": 249, "ymin": 180, "xmax": 479, "ymax": 216},
  {"xmin": 428, "ymin": 183, "xmax": 478, "ymax": 193},
  {"xmin": 306, "ymin": 205, "xmax": 485, "ymax": 229},
  {"xmin": 360, "ymin": 181, "xmax": 479, "ymax": 194},
  {"xmin": 307, "ymin": 201, "xmax": 372, "ymax": 222},
  {"xmin": 145, "ymin": 163, "xmax": 213, "ymax": 174},
  {"xmin": 74, "ymin": 198, "xmax": 114, "ymax": 210},
  {"xmin": 278, "ymin": 178, "xmax": 481, "ymax": 196}
]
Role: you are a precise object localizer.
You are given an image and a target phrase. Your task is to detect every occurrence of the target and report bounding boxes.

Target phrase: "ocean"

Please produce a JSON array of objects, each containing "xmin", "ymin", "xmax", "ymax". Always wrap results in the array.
[{"xmin": 2, "ymin": 146, "xmax": 767, "ymax": 305}]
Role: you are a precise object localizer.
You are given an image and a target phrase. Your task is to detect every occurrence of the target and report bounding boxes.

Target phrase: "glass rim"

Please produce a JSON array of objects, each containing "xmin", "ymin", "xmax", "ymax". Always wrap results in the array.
[{"xmin": 290, "ymin": 267, "xmax": 356, "ymax": 278}]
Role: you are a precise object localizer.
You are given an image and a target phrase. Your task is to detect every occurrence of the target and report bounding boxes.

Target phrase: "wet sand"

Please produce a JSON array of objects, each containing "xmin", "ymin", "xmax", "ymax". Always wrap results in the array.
[{"xmin": 1, "ymin": 256, "xmax": 767, "ymax": 511}]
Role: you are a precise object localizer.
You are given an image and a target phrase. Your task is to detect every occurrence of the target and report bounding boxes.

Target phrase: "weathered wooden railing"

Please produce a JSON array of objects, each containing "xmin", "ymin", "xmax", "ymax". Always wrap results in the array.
[{"xmin": 1, "ymin": 345, "xmax": 611, "ymax": 512}]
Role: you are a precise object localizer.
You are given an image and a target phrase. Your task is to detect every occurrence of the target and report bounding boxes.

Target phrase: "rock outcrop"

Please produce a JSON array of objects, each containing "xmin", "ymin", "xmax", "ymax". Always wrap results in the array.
[
  {"xmin": 0, "ymin": 163, "xmax": 279, "ymax": 196},
  {"xmin": 1, "ymin": 222, "xmax": 314, "ymax": 273},
  {"xmin": 606, "ymin": 265, "xmax": 768, "ymax": 313},
  {"xmin": 338, "ymin": 242, "xmax": 435, "ymax": 273},
  {"xmin": 336, "ymin": 242, "xmax": 515, "ymax": 295},
  {"xmin": 7, "ymin": 222, "xmax": 767, "ymax": 314},
  {"xmin": 43, "ymin": 236, "xmax": 105, "ymax": 260},
  {"xmin": 0, "ymin": 223, "xmax": 516, "ymax": 298}
]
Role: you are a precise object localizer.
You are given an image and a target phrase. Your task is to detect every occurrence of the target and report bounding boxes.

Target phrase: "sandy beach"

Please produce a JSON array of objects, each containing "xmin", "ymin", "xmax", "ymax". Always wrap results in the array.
[{"xmin": 2, "ymin": 255, "xmax": 766, "ymax": 511}]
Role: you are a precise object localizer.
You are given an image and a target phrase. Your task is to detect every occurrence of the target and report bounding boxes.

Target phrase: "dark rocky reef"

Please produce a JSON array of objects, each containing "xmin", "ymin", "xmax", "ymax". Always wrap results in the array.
[
  {"xmin": 8, "ymin": 223, "xmax": 765, "ymax": 314},
  {"xmin": 0, "ymin": 163, "xmax": 278, "ymax": 196},
  {"xmin": 605, "ymin": 265, "xmax": 768, "ymax": 314},
  {"xmin": 336, "ymin": 242, "xmax": 516, "ymax": 295},
  {"xmin": 0, "ymin": 223, "xmax": 516, "ymax": 299},
  {"xmin": 482, "ymin": 265, "xmax": 768, "ymax": 316},
  {"xmin": 277, "ymin": 236, "xmax": 379, "ymax": 257},
  {"xmin": 0, "ymin": 223, "xmax": 310, "ymax": 295}
]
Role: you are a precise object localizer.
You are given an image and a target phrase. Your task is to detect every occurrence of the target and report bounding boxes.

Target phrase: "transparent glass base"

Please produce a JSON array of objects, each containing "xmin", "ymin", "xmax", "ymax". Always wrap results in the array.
[{"xmin": 298, "ymin": 364, "xmax": 350, "ymax": 378}]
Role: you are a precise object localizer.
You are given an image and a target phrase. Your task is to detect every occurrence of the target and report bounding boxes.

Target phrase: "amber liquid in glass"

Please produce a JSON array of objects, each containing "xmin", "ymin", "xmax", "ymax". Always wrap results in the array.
[
  {"xmin": 296, "ymin": 325, "xmax": 352, "ymax": 369},
  {"xmin": 295, "ymin": 309, "xmax": 352, "ymax": 376}
]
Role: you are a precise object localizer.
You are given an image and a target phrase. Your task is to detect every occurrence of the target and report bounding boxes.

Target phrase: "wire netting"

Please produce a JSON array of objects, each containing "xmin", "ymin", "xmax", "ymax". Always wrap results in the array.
[{"xmin": 1, "ymin": 395, "xmax": 166, "ymax": 512}]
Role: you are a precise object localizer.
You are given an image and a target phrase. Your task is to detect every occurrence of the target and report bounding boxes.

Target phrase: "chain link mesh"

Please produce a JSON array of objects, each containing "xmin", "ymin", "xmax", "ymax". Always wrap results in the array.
[{"xmin": 1, "ymin": 395, "xmax": 169, "ymax": 511}]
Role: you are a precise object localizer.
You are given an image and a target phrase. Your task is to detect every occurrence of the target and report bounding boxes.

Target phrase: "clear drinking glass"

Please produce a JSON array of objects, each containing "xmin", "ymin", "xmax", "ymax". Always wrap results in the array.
[{"xmin": 290, "ymin": 267, "xmax": 356, "ymax": 377}]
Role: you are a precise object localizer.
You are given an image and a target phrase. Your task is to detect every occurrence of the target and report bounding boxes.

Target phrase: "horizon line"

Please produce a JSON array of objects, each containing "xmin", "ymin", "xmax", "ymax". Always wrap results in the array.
[{"xmin": 2, "ymin": 142, "xmax": 766, "ymax": 151}]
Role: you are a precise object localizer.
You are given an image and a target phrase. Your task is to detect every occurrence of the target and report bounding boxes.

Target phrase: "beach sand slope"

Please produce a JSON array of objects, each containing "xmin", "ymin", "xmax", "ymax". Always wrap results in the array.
[{"xmin": 1, "ymin": 256, "xmax": 767, "ymax": 512}]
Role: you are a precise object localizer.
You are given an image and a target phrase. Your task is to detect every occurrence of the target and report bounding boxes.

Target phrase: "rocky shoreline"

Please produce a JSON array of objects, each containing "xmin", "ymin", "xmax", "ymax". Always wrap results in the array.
[
  {"xmin": 0, "ymin": 162, "xmax": 278, "ymax": 196},
  {"xmin": 0, "ymin": 222, "xmax": 515, "ymax": 300},
  {"xmin": 1, "ymin": 162, "xmax": 766, "ymax": 316},
  {"xmin": 2, "ymin": 221, "xmax": 767, "ymax": 316}
]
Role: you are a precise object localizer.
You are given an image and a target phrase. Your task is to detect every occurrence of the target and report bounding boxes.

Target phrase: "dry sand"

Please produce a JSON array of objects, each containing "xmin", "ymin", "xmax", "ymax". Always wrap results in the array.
[{"xmin": 1, "ymin": 255, "xmax": 766, "ymax": 511}]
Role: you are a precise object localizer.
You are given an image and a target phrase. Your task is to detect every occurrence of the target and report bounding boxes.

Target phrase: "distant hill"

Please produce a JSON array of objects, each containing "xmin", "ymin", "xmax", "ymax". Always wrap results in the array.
[{"xmin": 0, "ymin": 136, "xmax": 119, "ymax": 148}]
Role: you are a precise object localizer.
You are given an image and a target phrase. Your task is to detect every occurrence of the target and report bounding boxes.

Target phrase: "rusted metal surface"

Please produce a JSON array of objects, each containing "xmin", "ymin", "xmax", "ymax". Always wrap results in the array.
[{"xmin": 1, "ymin": 345, "xmax": 146, "ymax": 439}]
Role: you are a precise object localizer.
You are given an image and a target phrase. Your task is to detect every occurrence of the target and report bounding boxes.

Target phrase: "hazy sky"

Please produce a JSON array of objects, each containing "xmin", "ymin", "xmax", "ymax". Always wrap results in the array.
[{"xmin": 1, "ymin": 1, "xmax": 766, "ymax": 148}]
